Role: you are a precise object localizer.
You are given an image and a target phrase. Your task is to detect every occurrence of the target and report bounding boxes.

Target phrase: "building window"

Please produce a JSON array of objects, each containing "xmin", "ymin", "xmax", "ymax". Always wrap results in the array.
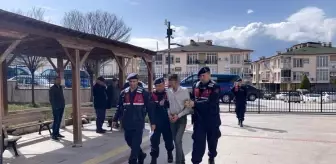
[
  {"xmin": 155, "ymin": 54, "xmax": 163, "ymax": 65},
  {"xmin": 293, "ymin": 71, "xmax": 303, "ymax": 81},
  {"xmin": 206, "ymin": 53, "xmax": 217, "ymax": 64},
  {"xmin": 230, "ymin": 68, "xmax": 241, "ymax": 75},
  {"xmin": 187, "ymin": 66, "xmax": 198, "ymax": 73},
  {"xmin": 293, "ymin": 58, "xmax": 303, "ymax": 68},
  {"xmin": 208, "ymin": 66, "xmax": 217, "ymax": 73},
  {"xmin": 187, "ymin": 53, "xmax": 198, "ymax": 65},
  {"xmin": 317, "ymin": 56, "xmax": 328, "ymax": 67},
  {"xmin": 230, "ymin": 54, "xmax": 240, "ymax": 64},
  {"xmin": 316, "ymin": 69, "xmax": 329, "ymax": 81},
  {"xmin": 175, "ymin": 57, "xmax": 180, "ymax": 63},
  {"xmin": 165, "ymin": 56, "xmax": 174, "ymax": 65}
]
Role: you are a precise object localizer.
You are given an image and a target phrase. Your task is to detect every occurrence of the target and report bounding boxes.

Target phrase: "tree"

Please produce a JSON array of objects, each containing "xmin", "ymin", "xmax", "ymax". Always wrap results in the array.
[
  {"xmin": 299, "ymin": 74, "xmax": 311, "ymax": 89},
  {"xmin": 62, "ymin": 10, "xmax": 132, "ymax": 99},
  {"xmin": 62, "ymin": 10, "xmax": 131, "ymax": 42},
  {"xmin": 15, "ymin": 7, "xmax": 48, "ymax": 106}
]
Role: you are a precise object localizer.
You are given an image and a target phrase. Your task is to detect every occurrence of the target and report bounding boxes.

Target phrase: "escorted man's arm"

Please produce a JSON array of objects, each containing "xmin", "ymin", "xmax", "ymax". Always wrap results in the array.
[{"xmin": 177, "ymin": 88, "xmax": 193, "ymax": 118}]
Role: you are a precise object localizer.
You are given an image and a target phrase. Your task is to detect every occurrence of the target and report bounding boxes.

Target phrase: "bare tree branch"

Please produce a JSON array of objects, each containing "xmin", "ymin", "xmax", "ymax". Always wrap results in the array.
[
  {"xmin": 13, "ymin": 7, "xmax": 48, "ymax": 106},
  {"xmin": 62, "ymin": 10, "xmax": 131, "ymax": 42}
]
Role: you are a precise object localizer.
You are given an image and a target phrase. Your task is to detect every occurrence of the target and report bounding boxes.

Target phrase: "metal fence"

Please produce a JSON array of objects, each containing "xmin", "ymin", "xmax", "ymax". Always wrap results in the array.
[
  {"xmin": 10, "ymin": 72, "xmax": 195, "ymax": 89},
  {"xmin": 227, "ymin": 90, "xmax": 336, "ymax": 113}
]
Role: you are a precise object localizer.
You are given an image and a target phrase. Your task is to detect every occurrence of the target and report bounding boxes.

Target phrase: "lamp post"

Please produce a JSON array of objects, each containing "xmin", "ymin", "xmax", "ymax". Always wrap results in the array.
[{"xmin": 165, "ymin": 19, "xmax": 174, "ymax": 74}]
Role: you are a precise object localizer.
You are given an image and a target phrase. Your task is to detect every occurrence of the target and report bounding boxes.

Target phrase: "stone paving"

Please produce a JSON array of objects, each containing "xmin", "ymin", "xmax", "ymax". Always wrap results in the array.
[{"xmin": 3, "ymin": 113, "xmax": 336, "ymax": 164}]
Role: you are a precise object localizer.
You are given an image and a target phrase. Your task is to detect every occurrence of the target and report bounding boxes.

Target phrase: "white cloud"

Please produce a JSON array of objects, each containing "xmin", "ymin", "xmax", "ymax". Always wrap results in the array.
[
  {"xmin": 129, "ymin": 7, "xmax": 336, "ymax": 51},
  {"xmin": 247, "ymin": 9, "xmax": 254, "ymax": 14}
]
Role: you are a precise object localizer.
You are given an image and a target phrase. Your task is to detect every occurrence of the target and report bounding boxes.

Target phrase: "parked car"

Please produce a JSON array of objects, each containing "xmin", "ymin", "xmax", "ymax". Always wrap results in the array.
[
  {"xmin": 283, "ymin": 92, "xmax": 301, "ymax": 103},
  {"xmin": 41, "ymin": 69, "xmax": 90, "ymax": 88},
  {"xmin": 263, "ymin": 92, "xmax": 276, "ymax": 100},
  {"xmin": 322, "ymin": 92, "xmax": 336, "ymax": 102},
  {"xmin": 9, "ymin": 75, "xmax": 50, "ymax": 88},
  {"xmin": 180, "ymin": 74, "xmax": 262, "ymax": 103},
  {"xmin": 302, "ymin": 93, "xmax": 321, "ymax": 103},
  {"xmin": 7, "ymin": 66, "xmax": 31, "ymax": 79},
  {"xmin": 275, "ymin": 92, "xmax": 288, "ymax": 100}
]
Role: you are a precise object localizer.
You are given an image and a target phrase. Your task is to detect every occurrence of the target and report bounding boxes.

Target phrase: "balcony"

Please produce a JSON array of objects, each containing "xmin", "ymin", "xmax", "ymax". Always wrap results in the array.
[
  {"xmin": 243, "ymin": 59, "xmax": 252, "ymax": 64},
  {"xmin": 280, "ymin": 63, "xmax": 291, "ymax": 69},
  {"xmin": 281, "ymin": 77, "xmax": 291, "ymax": 82}
]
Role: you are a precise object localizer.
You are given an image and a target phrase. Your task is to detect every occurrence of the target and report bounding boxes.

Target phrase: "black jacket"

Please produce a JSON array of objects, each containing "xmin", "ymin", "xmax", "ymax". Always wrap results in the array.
[
  {"xmin": 49, "ymin": 84, "xmax": 65, "ymax": 109},
  {"xmin": 231, "ymin": 85, "xmax": 247, "ymax": 106},
  {"xmin": 190, "ymin": 80, "xmax": 221, "ymax": 126},
  {"xmin": 93, "ymin": 83, "xmax": 108, "ymax": 109}
]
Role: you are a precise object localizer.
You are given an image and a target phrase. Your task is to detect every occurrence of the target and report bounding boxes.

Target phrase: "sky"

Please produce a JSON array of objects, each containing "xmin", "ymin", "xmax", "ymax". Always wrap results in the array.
[{"xmin": 2, "ymin": 0, "xmax": 336, "ymax": 60}]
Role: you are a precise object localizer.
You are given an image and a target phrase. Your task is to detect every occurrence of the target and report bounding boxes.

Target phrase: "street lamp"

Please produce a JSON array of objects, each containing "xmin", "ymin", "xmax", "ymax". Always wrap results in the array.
[{"xmin": 165, "ymin": 19, "xmax": 174, "ymax": 74}]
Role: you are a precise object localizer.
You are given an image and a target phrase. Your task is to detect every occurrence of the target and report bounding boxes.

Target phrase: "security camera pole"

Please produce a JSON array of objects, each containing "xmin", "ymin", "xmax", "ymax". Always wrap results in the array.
[{"xmin": 165, "ymin": 19, "xmax": 174, "ymax": 75}]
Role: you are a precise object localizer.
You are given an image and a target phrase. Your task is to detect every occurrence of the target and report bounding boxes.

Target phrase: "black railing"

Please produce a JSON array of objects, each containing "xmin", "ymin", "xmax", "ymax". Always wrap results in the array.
[{"xmin": 227, "ymin": 90, "xmax": 336, "ymax": 113}]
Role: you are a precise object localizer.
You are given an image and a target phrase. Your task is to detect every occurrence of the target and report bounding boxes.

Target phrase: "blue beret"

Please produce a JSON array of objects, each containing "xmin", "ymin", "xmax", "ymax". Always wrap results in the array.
[
  {"xmin": 154, "ymin": 77, "xmax": 165, "ymax": 85},
  {"xmin": 198, "ymin": 66, "xmax": 210, "ymax": 76},
  {"xmin": 127, "ymin": 73, "xmax": 138, "ymax": 80},
  {"xmin": 236, "ymin": 78, "xmax": 242, "ymax": 82}
]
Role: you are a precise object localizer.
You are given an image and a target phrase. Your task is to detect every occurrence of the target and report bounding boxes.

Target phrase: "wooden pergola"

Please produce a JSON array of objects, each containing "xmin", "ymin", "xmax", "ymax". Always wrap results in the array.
[{"xmin": 0, "ymin": 9, "xmax": 155, "ymax": 147}]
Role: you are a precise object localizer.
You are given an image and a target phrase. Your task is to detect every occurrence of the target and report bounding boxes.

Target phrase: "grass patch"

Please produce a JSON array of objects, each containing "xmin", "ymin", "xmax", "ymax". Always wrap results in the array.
[{"xmin": 8, "ymin": 103, "xmax": 50, "ymax": 111}]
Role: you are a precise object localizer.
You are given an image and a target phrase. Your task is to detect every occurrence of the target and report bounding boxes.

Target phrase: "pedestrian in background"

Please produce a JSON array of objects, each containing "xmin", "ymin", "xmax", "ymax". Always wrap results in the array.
[
  {"xmin": 93, "ymin": 76, "xmax": 108, "ymax": 133},
  {"xmin": 112, "ymin": 73, "xmax": 154, "ymax": 164},
  {"xmin": 188, "ymin": 67, "xmax": 221, "ymax": 164},
  {"xmin": 231, "ymin": 78, "xmax": 247, "ymax": 127},
  {"xmin": 49, "ymin": 77, "xmax": 65, "ymax": 141},
  {"xmin": 167, "ymin": 74, "xmax": 192, "ymax": 164},
  {"xmin": 149, "ymin": 77, "xmax": 174, "ymax": 164}
]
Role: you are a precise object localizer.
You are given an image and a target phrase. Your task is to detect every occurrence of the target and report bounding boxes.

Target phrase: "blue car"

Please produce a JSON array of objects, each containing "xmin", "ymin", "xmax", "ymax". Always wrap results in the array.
[
  {"xmin": 180, "ymin": 73, "xmax": 261, "ymax": 103},
  {"xmin": 41, "ymin": 69, "xmax": 90, "ymax": 88}
]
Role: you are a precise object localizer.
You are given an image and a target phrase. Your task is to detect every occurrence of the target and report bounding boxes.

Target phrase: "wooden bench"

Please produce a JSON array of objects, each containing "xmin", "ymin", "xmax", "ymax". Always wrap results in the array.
[
  {"xmin": 77, "ymin": 107, "xmax": 116, "ymax": 127},
  {"xmin": 2, "ymin": 126, "xmax": 22, "ymax": 156},
  {"xmin": 3, "ymin": 111, "xmax": 53, "ymax": 136}
]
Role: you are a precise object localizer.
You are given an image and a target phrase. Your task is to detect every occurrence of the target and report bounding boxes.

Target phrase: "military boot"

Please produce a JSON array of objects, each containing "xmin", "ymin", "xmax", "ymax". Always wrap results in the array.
[
  {"xmin": 209, "ymin": 158, "xmax": 215, "ymax": 164},
  {"xmin": 138, "ymin": 153, "xmax": 146, "ymax": 164},
  {"xmin": 150, "ymin": 157, "xmax": 157, "ymax": 164},
  {"xmin": 167, "ymin": 151, "xmax": 173, "ymax": 163},
  {"xmin": 240, "ymin": 120, "xmax": 244, "ymax": 127}
]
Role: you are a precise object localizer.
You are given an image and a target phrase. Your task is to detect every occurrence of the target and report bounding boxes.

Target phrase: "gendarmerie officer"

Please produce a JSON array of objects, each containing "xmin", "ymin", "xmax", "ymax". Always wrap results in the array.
[
  {"xmin": 112, "ymin": 73, "xmax": 154, "ymax": 164},
  {"xmin": 231, "ymin": 78, "xmax": 247, "ymax": 127},
  {"xmin": 188, "ymin": 67, "xmax": 221, "ymax": 164},
  {"xmin": 150, "ymin": 77, "xmax": 174, "ymax": 164}
]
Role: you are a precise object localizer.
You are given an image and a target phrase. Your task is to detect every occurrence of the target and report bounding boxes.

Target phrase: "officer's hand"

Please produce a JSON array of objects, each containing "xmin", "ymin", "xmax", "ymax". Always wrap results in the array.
[
  {"xmin": 151, "ymin": 124, "xmax": 156, "ymax": 131},
  {"xmin": 159, "ymin": 100, "xmax": 165, "ymax": 106},
  {"xmin": 188, "ymin": 101, "xmax": 195, "ymax": 108},
  {"xmin": 184, "ymin": 100, "xmax": 190, "ymax": 107}
]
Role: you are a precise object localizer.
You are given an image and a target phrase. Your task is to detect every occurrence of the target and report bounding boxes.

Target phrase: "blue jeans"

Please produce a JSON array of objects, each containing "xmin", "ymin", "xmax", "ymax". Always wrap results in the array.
[
  {"xmin": 52, "ymin": 107, "xmax": 65, "ymax": 136},
  {"xmin": 95, "ymin": 108, "xmax": 106, "ymax": 131}
]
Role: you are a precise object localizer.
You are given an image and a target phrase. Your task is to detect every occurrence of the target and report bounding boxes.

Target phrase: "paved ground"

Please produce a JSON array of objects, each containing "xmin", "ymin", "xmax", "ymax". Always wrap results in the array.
[{"xmin": 3, "ymin": 112, "xmax": 336, "ymax": 164}]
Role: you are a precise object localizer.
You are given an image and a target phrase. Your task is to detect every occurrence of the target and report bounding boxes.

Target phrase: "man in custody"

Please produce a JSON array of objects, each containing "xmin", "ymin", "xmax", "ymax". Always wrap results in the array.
[
  {"xmin": 149, "ymin": 77, "xmax": 174, "ymax": 164},
  {"xmin": 167, "ymin": 74, "xmax": 192, "ymax": 164},
  {"xmin": 112, "ymin": 73, "xmax": 154, "ymax": 164},
  {"xmin": 186, "ymin": 67, "xmax": 221, "ymax": 164}
]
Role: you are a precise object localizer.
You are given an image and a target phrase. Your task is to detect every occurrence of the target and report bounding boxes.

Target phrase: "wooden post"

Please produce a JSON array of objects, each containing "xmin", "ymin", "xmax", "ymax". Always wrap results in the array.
[
  {"xmin": 147, "ymin": 62, "xmax": 153, "ymax": 92},
  {"xmin": 2, "ymin": 61, "xmax": 8, "ymax": 115},
  {"xmin": 71, "ymin": 49, "xmax": 82, "ymax": 147},
  {"xmin": 57, "ymin": 57, "xmax": 66, "ymax": 129},
  {"xmin": 116, "ymin": 56, "xmax": 125, "ymax": 89},
  {"xmin": 0, "ymin": 39, "xmax": 22, "ymax": 162}
]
